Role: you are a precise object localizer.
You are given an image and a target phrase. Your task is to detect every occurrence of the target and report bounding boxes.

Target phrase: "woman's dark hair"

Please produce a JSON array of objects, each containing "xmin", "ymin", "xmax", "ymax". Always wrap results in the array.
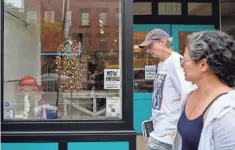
[{"xmin": 187, "ymin": 30, "xmax": 235, "ymax": 87}]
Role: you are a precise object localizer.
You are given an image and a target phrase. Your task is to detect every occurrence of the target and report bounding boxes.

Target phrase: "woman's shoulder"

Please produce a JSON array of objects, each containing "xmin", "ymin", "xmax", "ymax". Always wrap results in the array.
[
  {"xmin": 204, "ymin": 90, "xmax": 235, "ymax": 125},
  {"xmin": 212, "ymin": 90, "xmax": 235, "ymax": 108},
  {"xmin": 212, "ymin": 108, "xmax": 235, "ymax": 150}
]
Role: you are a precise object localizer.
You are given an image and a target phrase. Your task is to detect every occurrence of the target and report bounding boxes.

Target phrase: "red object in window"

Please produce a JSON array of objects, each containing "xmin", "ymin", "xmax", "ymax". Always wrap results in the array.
[
  {"xmin": 37, "ymin": 85, "xmax": 43, "ymax": 91},
  {"xmin": 19, "ymin": 76, "xmax": 37, "ymax": 86}
]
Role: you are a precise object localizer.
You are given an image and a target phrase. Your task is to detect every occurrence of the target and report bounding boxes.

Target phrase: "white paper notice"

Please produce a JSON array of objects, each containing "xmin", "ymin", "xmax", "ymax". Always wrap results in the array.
[
  {"xmin": 4, "ymin": 109, "xmax": 13, "ymax": 119},
  {"xmin": 104, "ymin": 69, "xmax": 120, "ymax": 89},
  {"xmin": 106, "ymin": 97, "xmax": 121, "ymax": 118},
  {"xmin": 145, "ymin": 65, "xmax": 157, "ymax": 80}
]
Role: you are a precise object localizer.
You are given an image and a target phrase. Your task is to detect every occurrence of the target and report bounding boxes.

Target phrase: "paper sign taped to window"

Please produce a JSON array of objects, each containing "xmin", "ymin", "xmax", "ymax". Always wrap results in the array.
[
  {"xmin": 145, "ymin": 65, "xmax": 156, "ymax": 80},
  {"xmin": 104, "ymin": 69, "xmax": 120, "ymax": 89},
  {"xmin": 106, "ymin": 97, "xmax": 121, "ymax": 118}
]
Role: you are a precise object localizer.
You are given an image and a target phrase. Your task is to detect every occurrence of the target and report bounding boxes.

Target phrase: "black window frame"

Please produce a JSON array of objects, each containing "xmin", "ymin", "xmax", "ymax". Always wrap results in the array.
[{"xmin": 1, "ymin": 0, "xmax": 133, "ymax": 132}]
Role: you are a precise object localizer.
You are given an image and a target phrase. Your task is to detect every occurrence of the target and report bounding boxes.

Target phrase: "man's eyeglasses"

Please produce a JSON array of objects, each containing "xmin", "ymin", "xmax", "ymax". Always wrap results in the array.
[
  {"xmin": 145, "ymin": 40, "xmax": 161, "ymax": 49},
  {"xmin": 146, "ymin": 44, "xmax": 153, "ymax": 49}
]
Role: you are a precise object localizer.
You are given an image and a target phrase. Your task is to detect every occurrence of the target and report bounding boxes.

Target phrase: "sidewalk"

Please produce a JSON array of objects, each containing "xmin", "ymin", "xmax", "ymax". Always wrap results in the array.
[{"xmin": 137, "ymin": 135, "xmax": 146, "ymax": 150}]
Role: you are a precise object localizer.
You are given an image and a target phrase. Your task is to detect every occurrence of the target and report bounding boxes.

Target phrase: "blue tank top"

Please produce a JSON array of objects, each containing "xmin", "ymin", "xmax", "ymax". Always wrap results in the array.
[{"xmin": 177, "ymin": 93, "xmax": 227, "ymax": 150}]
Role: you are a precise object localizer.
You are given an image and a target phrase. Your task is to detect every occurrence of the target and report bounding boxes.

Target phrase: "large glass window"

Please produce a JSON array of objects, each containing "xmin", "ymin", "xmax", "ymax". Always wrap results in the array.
[
  {"xmin": 221, "ymin": 0, "xmax": 235, "ymax": 40},
  {"xmin": 44, "ymin": 11, "xmax": 55, "ymax": 23},
  {"xmin": 188, "ymin": 3, "xmax": 212, "ymax": 16},
  {"xmin": 133, "ymin": 2, "xmax": 151, "ymax": 15},
  {"xmin": 178, "ymin": 32, "xmax": 192, "ymax": 55},
  {"xmin": 98, "ymin": 9, "xmax": 108, "ymax": 26},
  {"xmin": 81, "ymin": 11, "xmax": 90, "ymax": 26},
  {"xmin": 3, "ymin": 0, "xmax": 122, "ymax": 120},
  {"xmin": 133, "ymin": 32, "xmax": 160, "ymax": 93},
  {"xmin": 98, "ymin": 33, "xmax": 108, "ymax": 50}
]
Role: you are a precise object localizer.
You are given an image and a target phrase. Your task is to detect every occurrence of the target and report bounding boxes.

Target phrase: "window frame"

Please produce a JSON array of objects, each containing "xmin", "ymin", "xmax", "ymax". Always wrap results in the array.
[
  {"xmin": 44, "ymin": 11, "xmax": 55, "ymax": 23},
  {"xmin": 98, "ymin": 8, "xmax": 108, "ymax": 26},
  {"xmin": 187, "ymin": 2, "xmax": 213, "ymax": 16},
  {"xmin": 26, "ymin": 11, "xmax": 37, "ymax": 24},
  {"xmin": 1, "ymin": 0, "xmax": 134, "ymax": 132},
  {"xmin": 80, "ymin": 9, "xmax": 90, "ymax": 27}
]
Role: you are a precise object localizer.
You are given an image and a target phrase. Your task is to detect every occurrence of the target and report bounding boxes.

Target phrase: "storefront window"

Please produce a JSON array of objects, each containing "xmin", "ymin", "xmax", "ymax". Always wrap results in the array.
[
  {"xmin": 188, "ymin": 3, "xmax": 212, "ymax": 16},
  {"xmin": 221, "ymin": 0, "xmax": 235, "ymax": 41},
  {"xmin": 133, "ymin": 2, "xmax": 152, "ymax": 15},
  {"xmin": 3, "ymin": 0, "xmax": 122, "ymax": 120},
  {"xmin": 81, "ymin": 11, "xmax": 90, "ymax": 26},
  {"xmin": 178, "ymin": 32, "xmax": 192, "ymax": 55},
  {"xmin": 133, "ymin": 32, "xmax": 160, "ymax": 93},
  {"xmin": 98, "ymin": 9, "xmax": 108, "ymax": 26}
]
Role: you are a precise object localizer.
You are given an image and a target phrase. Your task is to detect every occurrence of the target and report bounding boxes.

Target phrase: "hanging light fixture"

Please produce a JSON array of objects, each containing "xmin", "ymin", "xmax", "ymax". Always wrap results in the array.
[
  {"xmin": 133, "ymin": 36, "xmax": 140, "ymax": 52},
  {"xmin": 133, "ymin": 36, "xmax": 138, "ymax": 48}
]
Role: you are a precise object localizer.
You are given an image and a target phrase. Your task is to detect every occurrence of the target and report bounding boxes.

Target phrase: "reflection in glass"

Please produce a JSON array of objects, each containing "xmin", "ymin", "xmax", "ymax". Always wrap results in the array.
[
  {"xmin": 3, "ymin": 0, "xmax": 122, "ymax": 120},
  {"xmin": 133, "ymin": 32, "xmax": 160, "ymax": 93},
  {"xmin": 81, "ymin": 11, "xmax": 90, "ymax": 26},
  {"xmin": 133, "ymin": 2, "xmax": 151, "ymax": 15},
  {"xmin": 178, "ymin": 32, "xmax": 192, "ymax": 55},
  {"xmin": 188, "ymin": 3, "xmax": 212, "ymax": 16}
]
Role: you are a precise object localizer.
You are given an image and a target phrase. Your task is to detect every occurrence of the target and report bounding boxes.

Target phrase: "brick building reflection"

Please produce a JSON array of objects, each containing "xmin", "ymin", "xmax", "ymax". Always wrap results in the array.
[
  {"xmin": 25, "ymin": 0, "xmax": 121, "ymax": 91},
  {"xmin": 26, "ymin": 0, "xmax": 119, "ymax": 65}
]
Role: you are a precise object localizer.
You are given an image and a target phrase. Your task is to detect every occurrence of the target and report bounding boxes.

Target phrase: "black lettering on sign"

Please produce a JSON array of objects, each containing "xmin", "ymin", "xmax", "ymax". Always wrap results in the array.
[
  {"xmin": 164, "ymin": 4, "xmax": 179, "ymax": 13},
  {"xmin": 158, "ymin": 2, "xmax": 182, "ymax": 15}
]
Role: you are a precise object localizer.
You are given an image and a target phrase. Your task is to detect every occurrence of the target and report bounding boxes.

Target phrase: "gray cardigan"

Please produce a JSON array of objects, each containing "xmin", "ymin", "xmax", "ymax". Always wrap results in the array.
[{"xmin": 173, "ymin": 90, "xmax": 235, "ymax": 150}]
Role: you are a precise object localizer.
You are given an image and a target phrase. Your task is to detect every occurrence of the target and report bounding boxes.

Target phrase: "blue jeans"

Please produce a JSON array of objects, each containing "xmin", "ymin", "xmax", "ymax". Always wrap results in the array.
[{"xmin": 146, "ymin": 137, "xmax": 172, "ymax": 150}]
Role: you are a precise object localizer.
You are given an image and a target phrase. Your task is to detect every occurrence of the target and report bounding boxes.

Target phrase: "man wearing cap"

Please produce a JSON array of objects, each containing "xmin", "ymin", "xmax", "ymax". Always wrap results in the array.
[{"xmin": 139, "ymin": 29, "xmax": 193, "ymax": 150}]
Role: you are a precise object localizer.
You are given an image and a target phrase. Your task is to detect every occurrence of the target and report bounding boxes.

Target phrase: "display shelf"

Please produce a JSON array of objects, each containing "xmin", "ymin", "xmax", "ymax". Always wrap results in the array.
[{"xmin": 62, "ymin": 91, "xmax": 119, "ymax": 117}]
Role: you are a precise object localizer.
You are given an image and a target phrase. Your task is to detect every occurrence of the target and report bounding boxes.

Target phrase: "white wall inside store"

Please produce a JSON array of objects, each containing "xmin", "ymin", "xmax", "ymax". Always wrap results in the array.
[{"xmin": 4, "ymin": 12, "xmax": 40, "ymax": 114}]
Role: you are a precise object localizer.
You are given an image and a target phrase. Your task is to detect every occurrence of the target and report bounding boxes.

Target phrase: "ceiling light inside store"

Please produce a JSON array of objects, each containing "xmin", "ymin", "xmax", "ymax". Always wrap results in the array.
[{"xmin": 133, "ymin": 44, "xmax": 139, "ymax": 49}]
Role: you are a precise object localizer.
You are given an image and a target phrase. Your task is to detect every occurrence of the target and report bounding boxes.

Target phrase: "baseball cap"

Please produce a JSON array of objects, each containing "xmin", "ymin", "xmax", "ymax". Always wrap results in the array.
[{"xmin": 139, "ymin": 28, "xmax": 171, "ymax": 48}]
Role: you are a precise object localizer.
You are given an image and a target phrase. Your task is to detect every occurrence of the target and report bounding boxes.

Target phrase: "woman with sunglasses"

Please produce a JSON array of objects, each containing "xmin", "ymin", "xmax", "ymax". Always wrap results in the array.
[{"xmin": 175, "ymin": 30, "xmax": 235, "ymax": 150}]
